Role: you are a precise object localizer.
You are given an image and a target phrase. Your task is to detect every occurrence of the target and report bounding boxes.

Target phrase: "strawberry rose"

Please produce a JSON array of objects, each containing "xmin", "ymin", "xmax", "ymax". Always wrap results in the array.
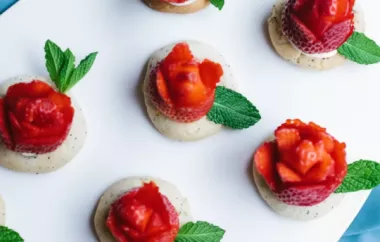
[
  {"xmin": 106, "ymin": 182, "xmax": 180, "ymax": 242},
  {"xmin": 0, "ymin": 80, "xmax": 74, "ymax": 154},
  {"xmin": 148, "ymin": 43, "xmax": 223, "ymax": 123},
  {"xmin": 254, "ymin": 119, "xmax": 347, "ymax": 206},
  {"xmin": 282, "ymin": 0, "xmax": 355, "ymax": 54}
]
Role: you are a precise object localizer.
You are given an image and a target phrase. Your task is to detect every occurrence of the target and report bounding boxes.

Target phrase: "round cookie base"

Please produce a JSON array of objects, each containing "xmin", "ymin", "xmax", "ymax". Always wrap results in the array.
[
  {"xmin": 0, "ymin": 76, "xmax": 87, "ymax": 174},
  {"xmin": 143, "ymin": 0, "xmax": 209, "ymax": 14},
  {"xmin": 268, "ymin": 0, "xmax": 365, "ymax": 70},
  {"xmin": 94, "ymin": 177, "xmax": 193, "ymax": 242},
  {"xmin": 0, "ymin": 196, "xmax": 5, "ymax": 225},
  {"xmin": 252, "ymin": 165, "xmax": 344, "ymax": 220},
  {"xmin": 143, "ymin": 40, "xmax": 237, "ymax": 141}
]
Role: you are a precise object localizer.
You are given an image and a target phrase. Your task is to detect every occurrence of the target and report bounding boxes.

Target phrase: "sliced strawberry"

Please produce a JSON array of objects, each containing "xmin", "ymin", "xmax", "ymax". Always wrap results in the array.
[
  {"xmin": 331, "ymin": 140, "xmax": 348, "ymax": 181},
  {"xmin": 254, "ymin": 142, "xmax": 278, "ymax": 190},
  {"xmin": 146, "ymin": 212, "xmax": 167, "ymax": 235},
  {"xmin": 156, "ymin": 69, "xmax": 173, "ymax": 107},
  {"xmin": 199, "ymin": 59, "xmax": 224, "ymax": 90},
  {"xmin": 107, "ymin": 182, "xmax": 179, "ymax": 242},
  {"xmin": 304, "ymin": 141, "xmax": 335, "ymax": 182},
  {"xmin": 6, "ymin": 81, "xmax": 54, "ymax": 108},
  {"xmin": 148, "ymin": 43, "xmax": 221, "ymax": 123},
  {"xmin": 47, "ymin": 92, "xmax": 72, "ymax": 110},
  {"xmin": 164, "ymin": 43, "xmax": 193, "ymax": 64},
  {"xmin": 276, "ymin": 162, "xmax": 302, "ymax": 183},
  {"xmin": 295, "ymin": 140, "xmax": 318, "ymax": 175},
  {"xmin": 275, "ymin": 128, "xmax": 301, "ymax": 151},
  {"xmin": 119, "ymin": 200, "xmax": 153, "ymax": 232},
  {"xmin": 0, "ymin": 99, "xmax": 13, "ymax": 149},
  {"xmin": 283, "ymin": 0, "xmax": 354, "ymax": 54},
  {"xmin": 275, "ymin": 183, "xmax": 337, "ymax": 206},
  {"xmin": 318, "ymin": 132, "xmax": 335, "ymax": 153},
  {"xmin": 322, "ymin": 17, "xmax": 354, "ymax": 52}
]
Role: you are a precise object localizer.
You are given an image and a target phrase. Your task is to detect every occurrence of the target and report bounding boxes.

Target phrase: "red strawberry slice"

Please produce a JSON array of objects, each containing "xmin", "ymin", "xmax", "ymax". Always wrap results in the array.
[
  {"xmin": 276, "ymin": 162, "xmax": 302, "ymax": 183},
  {"xmin": 275, "ymin": 183, "xmax": 338, "ymax": 206},
  {"xmin": 331, "ymin": 140, "xmax": 348, "ymax": 180},
  {"xmin": 275, "ymin": 128, "xmax": 301, "ymax": 151},
  {"xmin": 0, "ymin": 99, "xmax": 13, "ymax": 149},
  {"xmin": 304, "ymin": 141, "xmax": 335, "ymax": 182},
  {"xmin": 254, "ymin": 142, "xmax": 278, "ymax": 190},
  {"xmin": 199, "ymin": 59, "xmax": 224, "ymax": 89},
  {"xmin": 295, "ymin": 140, "xmax": 319, "ymax": 175}
]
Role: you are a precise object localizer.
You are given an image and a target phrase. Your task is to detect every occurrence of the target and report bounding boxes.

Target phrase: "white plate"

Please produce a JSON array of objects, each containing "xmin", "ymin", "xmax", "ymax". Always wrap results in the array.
[{"xmin": 0, "ymin": 0, "xmax": 379, "ymax": 241}]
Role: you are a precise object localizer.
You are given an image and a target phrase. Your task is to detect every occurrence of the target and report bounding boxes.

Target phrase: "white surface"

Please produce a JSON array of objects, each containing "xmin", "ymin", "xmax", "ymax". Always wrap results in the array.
[{"xmin": 0, "ymin": 0, "xmax": 379, "ymax": 242}]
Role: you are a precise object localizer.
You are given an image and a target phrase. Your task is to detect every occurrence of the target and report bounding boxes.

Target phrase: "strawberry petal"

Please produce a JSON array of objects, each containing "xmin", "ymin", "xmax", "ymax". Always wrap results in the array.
[
  {"xmin": 199, "ymin": 59, "xmax": 224, "ymax": 90},
  {"xmin": 276, "ymin": 162, "xmax": 302, "ymax": 183},
  {"xmin": 254, "ymin": 142, "xmax": 278, "ymax": 190},
  {"xmin": 0, "ymin": 99, "xmax": 13, "ymax": 149}
]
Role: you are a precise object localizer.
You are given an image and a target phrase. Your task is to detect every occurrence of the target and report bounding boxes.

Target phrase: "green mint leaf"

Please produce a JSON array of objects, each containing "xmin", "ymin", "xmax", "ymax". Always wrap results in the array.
[
  {"xmin": 59, "ymin": 49, "xmax": 76, "ymax": 93},
  {"xmin": 175, "ymin": 221, "xmax": 225, "ymax": 242},
  {"xmin": 338, "ymin": 32, "xmax": 380, "ymax": 65},
  {"xmin": 209, "ymin": 0, "xmax": 224, "ymax": 10},
  {"xmin": 207, "ymin": 86, "xmax": 261, "ymax": 129},
  {"xmin": 0, "ymin": 226, "xmax": 24, "ymax": 242},
  {"xmin": 44, "ymin": 40, "xmax": 65, "ymax": 86},
  {"xmin": 335, "ymin": 160, "xmax": 380, "ymax": 193},
  {"xmin": 66, "ymin": 52, "xmax": 98, "ymax": 92}
]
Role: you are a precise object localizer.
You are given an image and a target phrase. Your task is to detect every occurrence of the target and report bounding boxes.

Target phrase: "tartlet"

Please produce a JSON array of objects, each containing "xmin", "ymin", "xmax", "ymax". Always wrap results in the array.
[
  {"xmin": 253, "ymin": 119, "xmax": 380, "ymax": 220},
  {"xmin": 143, "ymin": 41, "xmax": 261, "ymax": 141},
  {"xmin": 0, "ymin": 40, "xmax": 97, "ymax": 173},
  {"xmin": 143, "ymin": 0, "xmax": 210, "ymax": 14},
  {"xmin": 94, "ymin": 176, "xmax": 225, "ymax": 242},
  {"xmin": 267, "ymin": 0, "xmax": 378, "ymax": 70}
]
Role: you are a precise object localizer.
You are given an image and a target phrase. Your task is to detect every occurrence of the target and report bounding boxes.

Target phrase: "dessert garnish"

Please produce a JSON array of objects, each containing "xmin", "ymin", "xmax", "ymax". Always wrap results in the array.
[
  {"xmin": 282, "ymin": 0, "xmax": 380, "ymax": 64},
  {"xmin": 0, "ymin": 226, "xmax": 23, "ymax": 242},
  {"xmin": 45, "ymin": 40, "xmax": 98, "ymax": 93},
  {"xmin": 149, "ymin": 43, "xmax": 260, "ymax": 129},
  {"xmin": 208, "ymin": 0, "xmax": 224, "ymax": 10},
  {"xmin": 0, "ymin": 40, "xmax": 97, "ymax": 155},
  {"xmin": 163, "ymin": 0, "xmax": 224, "ymax": 10},
  {"xmin": 254, "ymin": 119, "xmax": 380, "ymax": 207},
  {"xmin": 106, "ymin": 182, "xmax": 225, "ymax": 242}
]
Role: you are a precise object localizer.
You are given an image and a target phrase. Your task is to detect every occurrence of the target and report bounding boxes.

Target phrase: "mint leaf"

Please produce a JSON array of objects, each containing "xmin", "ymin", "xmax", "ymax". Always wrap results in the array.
[
  {"xmin": 207, "ymin": 86, "xmax": 261, "ymax": 129},
  {"xmin": 59, "ymin": 49, "xmax": 75, "ymax": 93},
  {"xmin": 44, "ymin": 40, "xmax": 65, "ymax": 86},
  {"xmin": 175, "ymin": 221, "xmax": 225, "ymax": 242},
  {"xmin": 335, "ymin": 160, "xmax": 380, "ymax": 193},
  {"xmin": 0, "ymin": 226, "xmax": 24, "ymax": 242},
  {"xmin": 209, "ymin": 0, "xmax": 224, "ymax": 10},
  {"xmin": 338, "ymin": 32, "xmax": 380, "ymax": 65},
  {"xmin": 66, "ymin": 52, "xmax": 98, "ymax": 92},
  {"xmin": 43, "ymin": 40, "xmax": 98, "ymax": 93}
]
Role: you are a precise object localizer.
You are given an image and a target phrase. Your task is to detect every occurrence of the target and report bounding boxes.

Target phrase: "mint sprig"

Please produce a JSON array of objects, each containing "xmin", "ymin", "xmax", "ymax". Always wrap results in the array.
[
  {"xmin": 335, "ymin": 160, "xmax": 380, "ymax": 193},
  {"xmin": 338, "ymin": 32, "xmax": 380, "ymax": 65},
  {"xmin": 175, "ymin": 221, "xmax": 225, "ymax": 242},
  {"xmin": 0, "ymin": 226, "xmax": 24, "ymax": 242},
  {"xmin": 44, "ymin": 40, "xmax": 98, "ymax": 93},
  {"xmin": 209, "ymin": 0, "xmax": 224, "ymax": 10},
  {"xmin": 207, "ymin": 86, "xmax": 261, "ymax": 129}
]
